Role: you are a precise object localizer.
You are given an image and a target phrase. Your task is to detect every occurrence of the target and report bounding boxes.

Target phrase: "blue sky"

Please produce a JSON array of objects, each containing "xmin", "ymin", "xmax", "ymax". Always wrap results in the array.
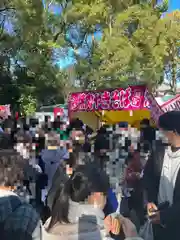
[{"xmin": 169, "ymin": 0, "xmax": 180, "ymax": 11}]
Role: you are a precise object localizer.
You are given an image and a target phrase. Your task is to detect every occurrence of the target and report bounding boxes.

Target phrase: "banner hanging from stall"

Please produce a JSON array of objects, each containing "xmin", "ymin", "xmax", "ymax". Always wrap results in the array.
[
  {"xmin": 69, "ymin": 85, "xmax": 150, "ymax": 112},
  {"xmin": 161, "ymin": 94, "xmax": 180, "ymax": 112},
  {"xmin": 144, "ymin": 89, "xmax": 164, "ymax": 125},
  {"xmin": 0, "ymin": 105, "xmax": 11, "ymax": 119},
  {"xmin": 68, "ymin": 85, "xmax": 180, "ymax": 126},
  {"xmin": 54, "ymin": 107, "xmax": 69, "ymax": 122}
]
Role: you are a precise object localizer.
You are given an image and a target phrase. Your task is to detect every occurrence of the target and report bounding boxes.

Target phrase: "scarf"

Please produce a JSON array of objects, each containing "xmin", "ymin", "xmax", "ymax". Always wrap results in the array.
[{"xmin": 158, "ymin": 147, "xmax": 180, "ymax": 205}]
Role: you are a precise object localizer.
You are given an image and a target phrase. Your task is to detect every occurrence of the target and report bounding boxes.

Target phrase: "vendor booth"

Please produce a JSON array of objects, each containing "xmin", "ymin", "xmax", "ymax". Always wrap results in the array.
[{"xmin": 68, "ymin": 85, "xmax": 157, "ymax": 130}]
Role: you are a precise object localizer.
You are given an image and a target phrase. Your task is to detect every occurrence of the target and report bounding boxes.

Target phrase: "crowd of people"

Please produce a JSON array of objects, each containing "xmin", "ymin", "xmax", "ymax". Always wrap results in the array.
[{"xmin": 0, "ymin": 110, "xmax": 180, "ymax": 240}]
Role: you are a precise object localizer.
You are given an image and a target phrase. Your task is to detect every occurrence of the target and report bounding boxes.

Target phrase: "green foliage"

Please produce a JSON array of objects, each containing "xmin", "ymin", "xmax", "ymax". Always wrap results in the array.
[
  {"xmin": 18, "ymin": 94, "xmax": 37, "ymax": 116},
  {"xmin": 64, "ymin": 0, "xmax": 180, "ymax": 92},
  {"xmin": 0, "ymin": 0, "xmax": 179, "ymax": 113},
  {"xmin": 0, "ymin": 0, "xmax": 66, "ymax": 111}
]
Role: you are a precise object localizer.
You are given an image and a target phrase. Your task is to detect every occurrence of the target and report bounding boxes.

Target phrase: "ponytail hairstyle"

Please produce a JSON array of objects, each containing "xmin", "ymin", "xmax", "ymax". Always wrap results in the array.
[
  {"xmin": 47, "ymin": 164, "xmax": 110, "ymax": 230},
  {"xmin": 67, "ymin": 152, "xmax": 78, "ymax": 169}
]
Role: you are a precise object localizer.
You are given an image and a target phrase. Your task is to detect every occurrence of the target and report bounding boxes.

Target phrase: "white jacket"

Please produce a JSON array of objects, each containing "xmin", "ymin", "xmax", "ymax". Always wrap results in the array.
[{"xmin": 42, "ymin": 200, "xmax": 143, "ymax": 240}]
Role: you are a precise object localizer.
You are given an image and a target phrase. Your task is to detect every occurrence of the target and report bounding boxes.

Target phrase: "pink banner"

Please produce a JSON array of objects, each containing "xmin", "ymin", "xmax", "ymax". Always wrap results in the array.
[
  {"xmin": 54, "ymin": 107, "xmax": 64, "ymax": 118},
  {"xmin": 161, "ymin": 94, "xmax": 180, "ymax": 112},
  {"xmin": 145, "ymin": 90, "xmax": 164, "ymax": 125},
  {"xmin": 0, "ymin": 105, "xmax": 11, "ymax": 119},
  {"xmin": 69, "ymin": 85, "xmax": 150, "ymax": 112}
]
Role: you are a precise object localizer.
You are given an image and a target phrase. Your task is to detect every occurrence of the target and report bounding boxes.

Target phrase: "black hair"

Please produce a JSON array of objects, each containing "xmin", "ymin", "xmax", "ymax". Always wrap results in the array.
[
  {"xmin": 67, "ymin": 118, "xmax": 84, "ymax": 132},
  {"xmin": 158, "ymin": 111, "xmax": 180, "ymax": 135},
  {"xmin": 66, "ymin": 152, "xmax": 78, "ymax": 169},
  {"xmin": 23, "ymin": 123, "xmax": 29, "ymax": 131},
  {"xmin": 94, "ymin": 131, "xmax": 109, "ymax": 152},
  {"xmin": 98, "ymin": 126, "xmax": 107, "ymax": 134},
  {"xmin": 48, "ymin": 164, "xmax": 109, "ymax": 230},
  {"xmin": 140, "ymin": 118, "xmax": 150, "ymax": 126}
]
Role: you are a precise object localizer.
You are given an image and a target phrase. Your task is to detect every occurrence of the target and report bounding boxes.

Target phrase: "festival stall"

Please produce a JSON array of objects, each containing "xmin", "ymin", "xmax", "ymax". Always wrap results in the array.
[
  {"xmin": 68, "ymin": 85, "xmax": 180, "ymax": 129},
  {"xmin": 68, "ymin": 85, "xmax": 153, "ymax": 130},
  {"xmin": 35, "ymin": 104, "xmax": 68, "ymax": 122}
]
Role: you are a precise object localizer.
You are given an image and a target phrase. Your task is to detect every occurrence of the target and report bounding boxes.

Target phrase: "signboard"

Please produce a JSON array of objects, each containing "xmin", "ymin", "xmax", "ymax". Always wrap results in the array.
[
  {"xmin": 145, "ymin": 90, "xmax": 164, "ymax": 125},
  {"xmin": 54, "ymin": 107, "xmax": 64, "ymax": 118},
  {"xmin": 0, "ymin": 105, "xmax": 11, "ymax": 119},
  {"xmin": 69, "ymin": 85, "xmax": 149, "ymax": 112},
  {"xmin": 54, "ymin": 107, "xmax": 69, "ymax": 122},
  {"xmin": 161, "ymin": 94, "xmax": 180, "ymax": 112}
]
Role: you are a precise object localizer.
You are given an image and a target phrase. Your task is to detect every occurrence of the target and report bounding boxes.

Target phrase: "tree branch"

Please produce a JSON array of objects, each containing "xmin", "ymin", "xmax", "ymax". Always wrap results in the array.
[
  {"xmin": 53, "ymin": 21, "xmax": 66, "ymax": 42},
  {"xmin": 0, "ymin": 15, "xmax": 5, "ymax": 39},
  {"xmin": 0, "ymin": 7, "xmax": 15, "ymax": 13}
]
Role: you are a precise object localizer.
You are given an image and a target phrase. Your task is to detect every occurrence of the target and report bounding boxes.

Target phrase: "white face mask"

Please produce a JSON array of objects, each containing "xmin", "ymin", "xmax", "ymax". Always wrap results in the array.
[
  {"xmin": 16, "ymin": 143, "xmax": 24, "ymax": 153},
  {"xmin": 156, "ymin": 130, "xmax": 168, "ymax": 143},
  {"xmin": 22, "ymin": 148, "xmax": 29, "ymax": 159},
  {"xmin": 16, "ymin": 143, "xmax": 29, "ymax": 159}
]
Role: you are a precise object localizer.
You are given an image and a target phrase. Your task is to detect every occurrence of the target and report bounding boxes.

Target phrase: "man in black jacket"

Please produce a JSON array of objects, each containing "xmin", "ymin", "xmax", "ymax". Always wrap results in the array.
[{"xmin": 143, "ymin": 111, "xmax": 180, "ymax": 240}]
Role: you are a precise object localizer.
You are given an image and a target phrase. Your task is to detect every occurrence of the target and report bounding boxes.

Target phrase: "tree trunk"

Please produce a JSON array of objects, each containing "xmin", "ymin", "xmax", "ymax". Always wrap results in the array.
[{"xmin": 171, "ymin": 58, "xmax": 177, "ymax": 94}]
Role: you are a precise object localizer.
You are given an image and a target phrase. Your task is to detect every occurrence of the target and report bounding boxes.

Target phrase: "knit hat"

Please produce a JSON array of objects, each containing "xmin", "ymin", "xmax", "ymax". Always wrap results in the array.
[{"xmin": 158, "ymin": 111, "xmax": 180, "ymax": 135}]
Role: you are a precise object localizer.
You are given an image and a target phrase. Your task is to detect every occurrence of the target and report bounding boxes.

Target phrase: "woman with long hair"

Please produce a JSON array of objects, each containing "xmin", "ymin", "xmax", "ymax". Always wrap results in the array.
[{"xmin": 44, "ymin": 164, "xmax": 114, "ymax": 239}]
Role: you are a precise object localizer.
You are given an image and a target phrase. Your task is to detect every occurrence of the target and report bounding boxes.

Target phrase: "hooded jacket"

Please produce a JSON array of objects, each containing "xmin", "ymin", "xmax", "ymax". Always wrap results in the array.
[{"xmin": 41, "ymin": 148, "xmax": 69, "ymax": 190}]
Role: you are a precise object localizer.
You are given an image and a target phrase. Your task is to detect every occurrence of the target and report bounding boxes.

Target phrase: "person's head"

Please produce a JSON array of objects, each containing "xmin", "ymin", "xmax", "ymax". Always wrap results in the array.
[
  {"xmin": 23, "ymin": 123, "xmax": 29, "ymax": 131},
  {"xmin": 158, "ymin": 111, "xmax": 180, "ymax": 147},
  {"xmin": 98, "ymin": 126, "xmax": 107, "ymax": 135},
  {"xmin": 45, "ymin": 132, "xmax": 60, "ymax": 149},
  {"xmin": 140, "ymin": 118, "xmax": 150, "ymax": 128},
  {"xmin": 15, "ymin": 131, "xmax": 33, "ymax": 158},
  {"xmin": 48, "ymin": 164, "xmax": 109, "ymax": 229},
  {"xmin": 60, "ymin": 121, "xmax": 67, "ymax": 130},
  {"xmin": 0, "ymin": 149, "xmax": 25, "ymax": 187},
  {"xmin": 70, "ymin": 128, "xmax": 85, "ymax": 145},
  {"xmin": 94, "ymin": 128, "xmax": 109, "ymax": 154}
]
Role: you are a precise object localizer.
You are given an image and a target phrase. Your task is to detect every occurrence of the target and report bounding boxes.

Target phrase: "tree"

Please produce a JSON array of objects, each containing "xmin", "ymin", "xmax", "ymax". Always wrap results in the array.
[
  {"xmin": 0, "ymin": 0, "xmax": 66, "ymax": 113},
  {"xmin": 0, "ymin": 0, "xmax": 176, "ymax": 115},
  {"xmin": 163, "ymin": 11, "xmax": 180, "ymax": 94},
  {"xmin": 61, "ymin": 0, "xmax": 175, "ymax": 91}
]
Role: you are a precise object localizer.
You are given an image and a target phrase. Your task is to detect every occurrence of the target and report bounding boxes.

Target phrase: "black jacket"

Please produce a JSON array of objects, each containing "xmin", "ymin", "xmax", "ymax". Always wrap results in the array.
[{"xmin": 143, "ymin": 142, "xmax": 180, "ymax": 240}]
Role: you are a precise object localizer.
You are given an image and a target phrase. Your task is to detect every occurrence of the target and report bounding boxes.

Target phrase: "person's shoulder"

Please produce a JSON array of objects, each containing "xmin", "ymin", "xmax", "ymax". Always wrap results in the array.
[
  {"xmin": 0, "ymin": 191, "xmax": 40, "ymax": 233},
  {"xmin": 5, "ymin": 201, "xmax": 41, "ymax": 237}
]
